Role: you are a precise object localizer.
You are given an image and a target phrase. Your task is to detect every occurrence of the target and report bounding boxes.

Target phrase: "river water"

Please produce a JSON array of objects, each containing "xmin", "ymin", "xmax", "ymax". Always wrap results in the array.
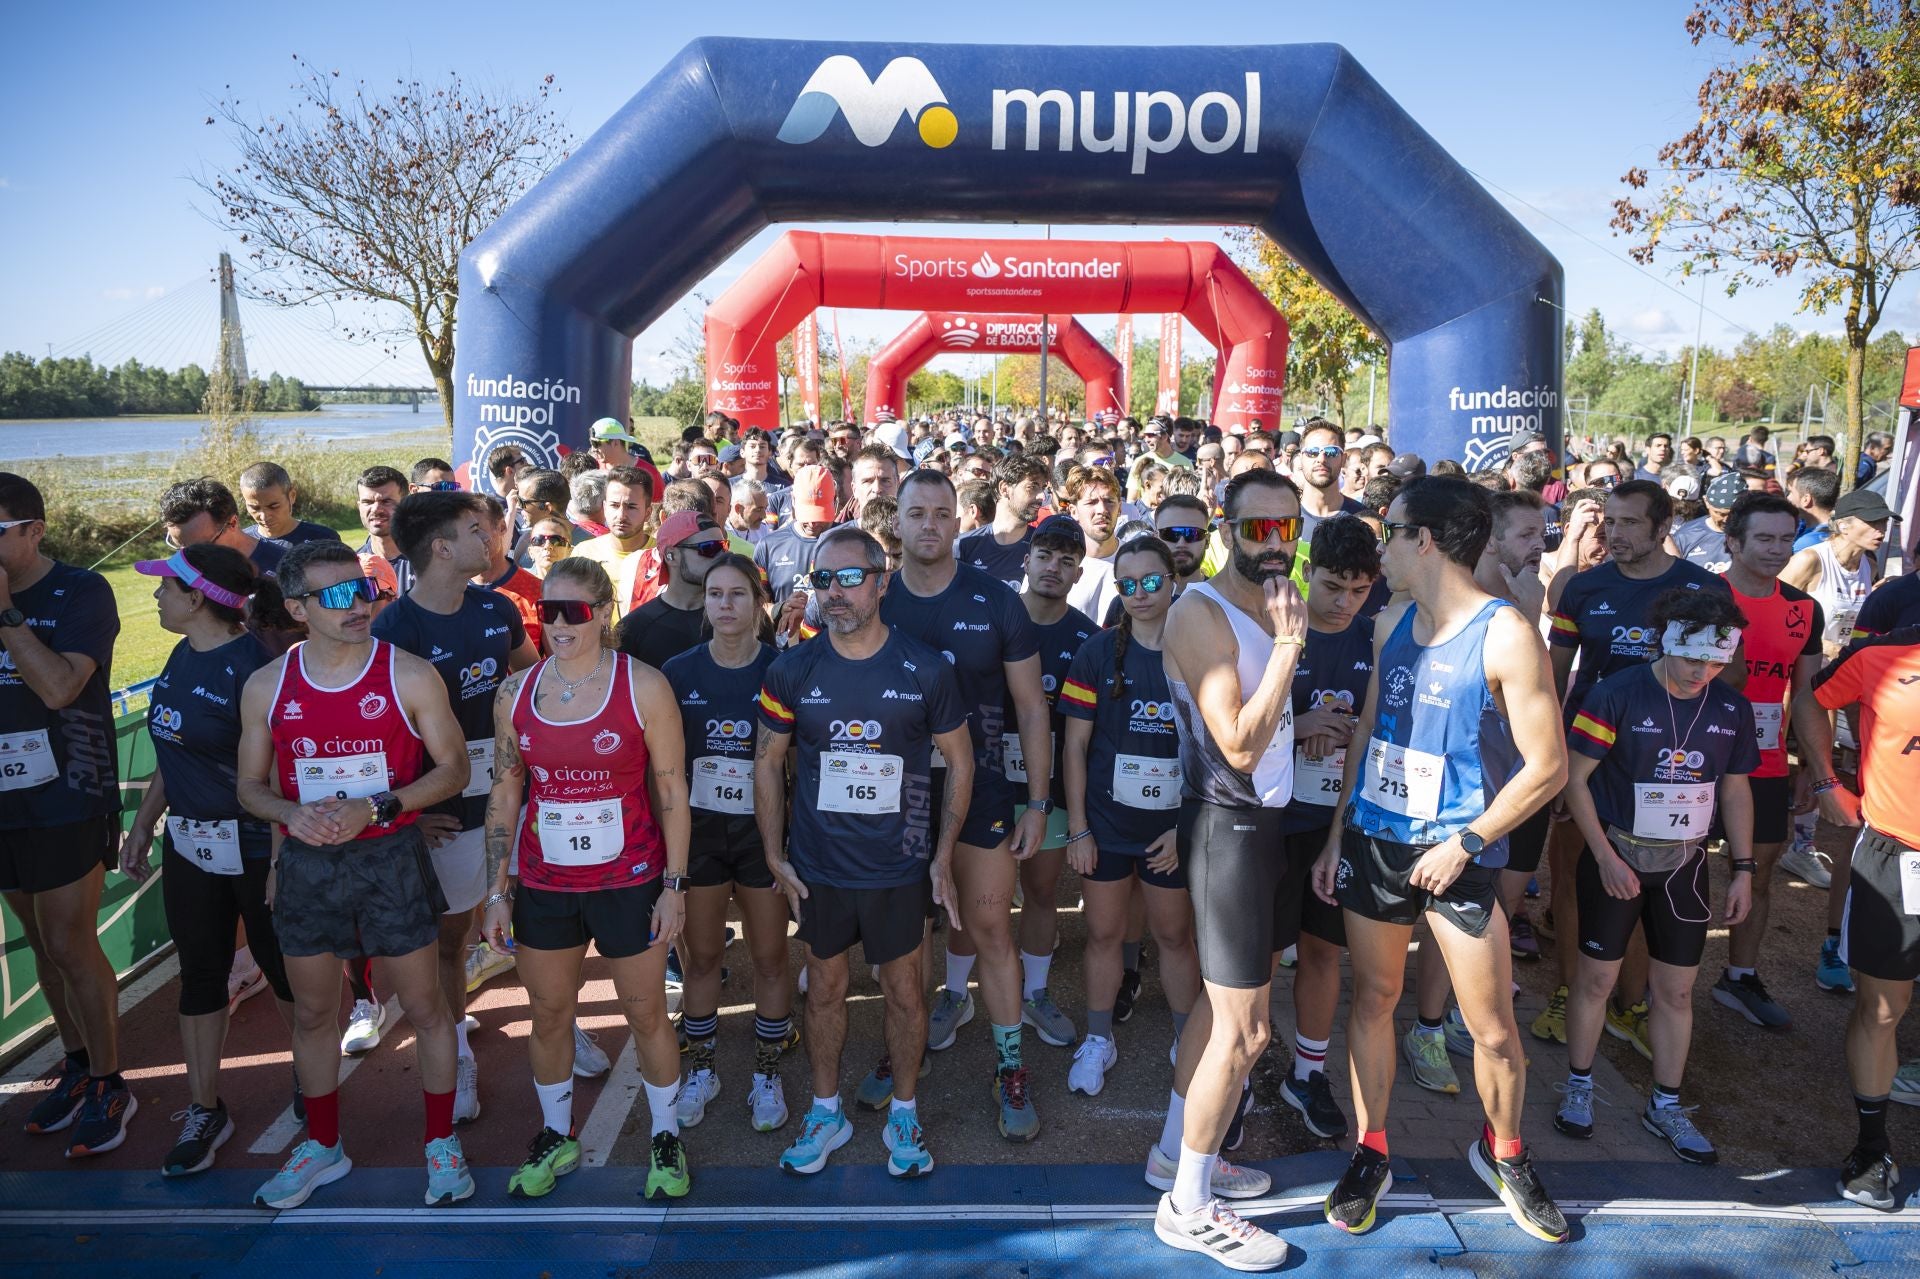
[{"xmin": 0, "ymin": 403, "xmax": 446, "ymax": 463}]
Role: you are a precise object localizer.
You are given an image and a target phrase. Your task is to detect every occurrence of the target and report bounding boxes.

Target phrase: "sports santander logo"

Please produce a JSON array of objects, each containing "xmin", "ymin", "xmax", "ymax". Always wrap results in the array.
[{"xmin": 777, "ymin": 56, "xmax": 958, "ymax": 149}]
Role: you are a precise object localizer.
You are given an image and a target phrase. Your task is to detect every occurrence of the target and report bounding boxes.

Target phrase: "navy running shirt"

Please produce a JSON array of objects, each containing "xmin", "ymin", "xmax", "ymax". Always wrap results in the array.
[
  {"xmin": 758, "ymin": 630, "xmax": 965, "ymax": 888},
  {"xmin": 250, "ymin": 520, "xmax": 343, "ymax": 551},
  {"xmin": 1569, "ymin": 662, "xmax": 1758, "ymax": 838},
  {"xmin": 0, "ymin": 561, "xmax": 120, "ymax": 830},
  {"xmin": 880, "ymin": 564, "xmax": 1040, "ymax": 815},
  {"xmin": 1549, "ymin": 558, "xmax": 1729, "ymax": 717},
  {"xmin": 956, "ymin": 526, "xmax": 1034, "ymax": 592},
  {"xmin": 753, "ymin": 525, "xmax": 825, "ymax": 608},
  {"xmin": 1285, "ymin": 616, "xmax": 1376, "ymax": 835},
  {"xmin": 1854, "ymin": 572, "xmax": 1920, "ymax": 640},
  {"xmin": 662, "ymin": 641, "xmax": 777, "ymax": 841},
  {"xmin": 371, "ymin": 586, "xmax": 525, "ymax": 828},
  {"xmin": 149, "ymin": 632, "xmax": 275, "ymax": 856},
  {"xmin": 1059, "ymin": 630, "xmax": 1182, "ymax": 855},
  {"xmin": 1671, "ymin": 517, "xmax": 1731, "ymax": 575},
  {"xmin": 1025, "ymin": 605, "xmax": 1097, "ymax": 792}
]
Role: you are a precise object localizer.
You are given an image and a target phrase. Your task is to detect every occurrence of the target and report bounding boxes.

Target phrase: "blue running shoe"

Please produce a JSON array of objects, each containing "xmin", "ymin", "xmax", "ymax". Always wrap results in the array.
[
  {"xmin": 780, "ymin": 1103, "xmax": 852, "ymax": 1175},
  {"xmin": 254, "ymin": 1138, "xmax": 352, "ymax": 1209},
  {"xmin": 1818, "ymin": 937, "xmax": 1854, "ymax": 993},
  {"xmin": 995, "ymin": 1067, "xmax": 1040, "ymax": 1142},
  {"xmin": 883, "ymin": 1109, "xmax": 934, "ymax": 1177},
  {"xmin": 424, "ymin": 1134, "xmax": 475, "ymax": 1205}
]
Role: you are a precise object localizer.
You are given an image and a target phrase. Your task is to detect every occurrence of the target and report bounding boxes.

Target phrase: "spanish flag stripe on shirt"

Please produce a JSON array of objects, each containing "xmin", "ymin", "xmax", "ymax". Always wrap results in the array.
[
  {"xmin": 1548, "ymin": 611, "xmax": 1580, "ymax": 635},
  {"xmin": 1060, "ymin": 678, "xmax": 1099, "ymax": 709},
  {"xmin": 1570, "ymin": 710, "xmax": 1615, "ymax": 748},
  {"xmin": 758, "ymin": 688, "xmax": 794, "ymax": 724}
]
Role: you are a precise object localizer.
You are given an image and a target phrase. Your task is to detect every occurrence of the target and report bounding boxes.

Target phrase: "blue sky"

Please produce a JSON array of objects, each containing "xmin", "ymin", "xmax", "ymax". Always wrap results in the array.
[{"xmin": 4, "ymin": 0, "xmax": 1914, "ymax": 389}]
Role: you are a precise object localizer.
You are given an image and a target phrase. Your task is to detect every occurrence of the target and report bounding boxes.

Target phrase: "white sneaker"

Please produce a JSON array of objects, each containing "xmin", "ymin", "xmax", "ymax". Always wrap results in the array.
[
  {"xmin": 1068, "ymin": 1035, "xmax": 1117, "ymax": 1096},
  {"xmin": 572, "ymin": 1023, "xmax": 611, "ymax": 1078},
  {"xmin": 797, "ymin": 965, "xmax": 808, "ymax": 995},
  {"xmin": 453, "ymin": 1054, "xmax": 481, "ymax": 1124},
  {"xmin": 1780, "ymin": 845, "xmax": 1834, "ymax": 889},
  {"xmin": 676, "ymin": 1068, "xmax": 720, "ymax": 1128},
  {"xmin": 228, "ymin": 963, "xmax": 267, "ymax": 1009},
  {"xmin": 341, "ymin": 998, "xmax": 386, "ymax": 1055},
  {"xmin": 1143, "ymin": 1142, "xmax": 1273, "ymax": 1199},
  {"xmin": 1153, "ymin": 1194, "xmax": 1289, "ymax": 1271},
  {"xmin": 463, "ymin": 941, "xmax": 516, "ymax": 993},
  {"xmin": 749, "ymin": 1072, "xmax": 789, "ymax": 1132}
]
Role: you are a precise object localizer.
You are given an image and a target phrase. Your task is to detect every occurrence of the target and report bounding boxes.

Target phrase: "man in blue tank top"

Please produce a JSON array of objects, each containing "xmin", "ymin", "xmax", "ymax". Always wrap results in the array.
[{"xmin": 1310, "ymin": 477, "xmax": 1571, "ymax": 1245}]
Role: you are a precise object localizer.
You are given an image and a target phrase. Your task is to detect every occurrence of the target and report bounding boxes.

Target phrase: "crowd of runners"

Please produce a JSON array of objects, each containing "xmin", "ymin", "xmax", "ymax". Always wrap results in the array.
[{"xmin": 2, "ymin": 407, "xmax": 1917, "ymax": 1269}]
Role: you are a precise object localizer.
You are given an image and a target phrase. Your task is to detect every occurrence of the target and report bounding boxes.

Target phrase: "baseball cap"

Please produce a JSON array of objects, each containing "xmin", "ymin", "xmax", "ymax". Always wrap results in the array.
[
  {"xmin": 657, "ymin": 511, "xmax": 722, "ymax": 549},
  {"xmin": 717, "ymin": 444, "xmax": 741, "ymax": 463},
  {"xmin": 944, "ymin": 432, "xmax": 974, "ymax": 454},
  {"xmin": 1031, "ymin": 513, "xmax": 1086, "ymax": 555},
  {"xmin": 589, "ymin": 417, "xmax": 641, "ymax": 445},
  {"xmin": 1509, "ymin": 428, "xmax": 1547, "ymax": 451},
  {"xmin": 1834, "ymin": 488, "xmax": 1900, "ymax": 523},
  {"xmin": 1276, "ymin": 430, "xmax": 1302, "ymax": 448},
  {"xmin": 913, "ymin": 439, "xmax": 942, "ymax": 466},
  {"xmin": 1704, "ymin": 471, "xmax": 1746, "ymax": 510},
  {"xmin": 1665, "ymin": 472, "xmax": 1702, "ymax": 501},
  {"xmin": 1386, "ymin": 453, "xmax": 1426, "ymax": 480},
  {"xmin": 1353, "ymin": 434, "xmax": 1383, "ymax": 451},
  {"xmin": 793, "ymin": 464, "xmax": 837, "ymax": 524},
  {"xmin": 875, "ymin": 421, "xmax": 912, "ymax": 461},
  {"xmin": 133, "ymin": 550, "xmax": 251, "ymax": 608}
]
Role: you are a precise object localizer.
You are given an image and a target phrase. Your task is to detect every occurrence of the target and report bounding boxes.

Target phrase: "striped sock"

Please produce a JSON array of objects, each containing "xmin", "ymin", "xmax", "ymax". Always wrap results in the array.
[
  {"xmin": 1293, "ymin": 1032, "xmax": 1329, "ymax": 1082},
  {"xmin": 682, "ymin": 1012, "xmax": 718, "ymax": 1042},
  {"xmin": 754, "ymin": 1013, "xmax": 791, "ymax": 1043}
]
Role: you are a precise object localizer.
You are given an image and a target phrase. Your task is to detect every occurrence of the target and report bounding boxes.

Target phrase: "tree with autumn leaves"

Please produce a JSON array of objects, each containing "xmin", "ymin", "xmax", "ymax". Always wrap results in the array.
[{"xmin": 1613, "ymin": 0, "xmax": 1920, "ymax": 487}]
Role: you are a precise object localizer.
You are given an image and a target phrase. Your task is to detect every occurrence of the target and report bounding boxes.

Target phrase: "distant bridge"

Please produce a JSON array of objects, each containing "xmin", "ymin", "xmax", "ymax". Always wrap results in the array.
[{"xmin": 304, "ymin": 385, "xmax": 438, "ymax": 409}]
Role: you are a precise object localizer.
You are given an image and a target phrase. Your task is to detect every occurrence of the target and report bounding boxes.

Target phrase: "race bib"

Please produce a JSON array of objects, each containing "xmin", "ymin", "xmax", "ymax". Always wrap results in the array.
[
  {"xmin": 537, "ymin": 797, "xmax": 624, "ymax": 867},
  {"xmin": 461, "ymin": 739, "xmax": 497, "ymax": 799},
  {"xmin": 1364, "ymin": 738, "xmax": 1443, "ymax": 821},
  {"xmin": 817, "ymin": 751, "xmax": 903, "ymax": 815},
  {"xmin": 1828, "ymin": 608, "xmax": 1861, "ymax": 646},
  {"xmin": 1292, "ymin": 747, "xmax": 1348, "ymax": 805},
  {"xmin": 1753, "ymin": 703, "xmax": 1783, "ymax": 753},
  {"xmin": 691, "ymin": 755, "xmax": 755, "ymax": 815},
  {"xmin": 294, "ymin": 751, "xmax": 389, "ymax": 804},
  {"xmin": 167, "ymin": 816, "xmax": 243, "ymax": 876},
  {"xmin": 1633, "ymin": 782, "xmax": 1715, "ymax": 841},
  {"xmin": 1902, "ymin": 850, "xmax": 1920, "ymax": 917},
  {"xmin": 1004, "ymin": 731, "xmax": 1053, "ymax": 784},
  {"xmin": 1112, "ymin": 753, "xmax": 1181, "ymax": 810},
  {"xmin": 0, "ymin": 729, "xmax": 58, "ymax": 791}
]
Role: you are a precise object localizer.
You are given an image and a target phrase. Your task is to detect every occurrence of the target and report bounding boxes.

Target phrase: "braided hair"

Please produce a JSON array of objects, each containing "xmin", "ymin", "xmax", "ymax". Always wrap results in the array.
[{"xmin": 1108, "ymin": 534, "xmax": 1178, "ymax": 703}]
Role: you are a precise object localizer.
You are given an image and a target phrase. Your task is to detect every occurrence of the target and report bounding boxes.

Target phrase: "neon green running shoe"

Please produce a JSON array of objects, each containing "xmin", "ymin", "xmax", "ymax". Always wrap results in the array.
[
  {"xmin": 644, "ymin": 1130, "xmax": 691, "ymax": 1199},
  {"xmin": 507, "ymin": 1126, "xmax": 580, "ymax": 1199}
]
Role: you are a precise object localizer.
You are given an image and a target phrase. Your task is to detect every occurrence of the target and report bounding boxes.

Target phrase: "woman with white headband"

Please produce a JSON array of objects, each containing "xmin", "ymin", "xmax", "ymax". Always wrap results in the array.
[{"xmin": 1554, "ymin": 586, "xmax": 1757, "ymax": 1166}]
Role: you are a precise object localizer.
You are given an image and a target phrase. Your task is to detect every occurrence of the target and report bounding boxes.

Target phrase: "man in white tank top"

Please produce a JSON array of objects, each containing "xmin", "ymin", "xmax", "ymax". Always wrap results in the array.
[{"xmin": 1782, "ymin": 488, "xmax": 1891, "ymax": 659}]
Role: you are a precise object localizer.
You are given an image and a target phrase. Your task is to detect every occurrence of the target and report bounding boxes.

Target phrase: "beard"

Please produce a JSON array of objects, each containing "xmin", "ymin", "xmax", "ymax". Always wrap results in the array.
[{"xmin": 1232, "ymin": 543, "xmax": 1295, "ymax": 583}]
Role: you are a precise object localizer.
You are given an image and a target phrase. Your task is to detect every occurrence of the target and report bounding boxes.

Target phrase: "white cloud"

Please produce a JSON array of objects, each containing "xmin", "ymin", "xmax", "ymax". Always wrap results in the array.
[
  {"xmin": 1625, "ymin": 307, "xmax": 1685, "ymax": 337},
  {"xmin": 101, "ymin": 287, "xmax": 134, "ymax": 301}
]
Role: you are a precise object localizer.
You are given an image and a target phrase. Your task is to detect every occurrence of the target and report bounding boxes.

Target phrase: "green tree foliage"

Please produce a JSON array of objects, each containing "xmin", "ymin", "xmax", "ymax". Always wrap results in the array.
[{"xmin": 0, "ymin": 352, "xmax": 317, "ymax": 418}]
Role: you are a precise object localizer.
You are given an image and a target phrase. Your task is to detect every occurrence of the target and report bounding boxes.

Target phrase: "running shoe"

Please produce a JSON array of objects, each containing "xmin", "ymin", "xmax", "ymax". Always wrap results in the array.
[
  {"xmin": 1642, "ymin": 1101, "xmax": 1716, "ymax": 1164},
  {"xmin": 1818, "ymin": 936, "xmax": 1855, "ymax": 993},
  {"xmin": 1509, "ymin": 911, "xmax": 1540, "ymax": 960},
  {"xmin": 1276, "ymin": 944, "xmax": 1298, "ymax": 969},
  {"xmin": 1605, "ymin": 999, "xmax": 1653, "ymax": 1061},
  {"xmin": 1114, "ymin": 968, "xmax": 1143, "ymax": 1023},
  {"xmin": 761, "ymin": 1023, "xmax": 803, "ymax": 1055},
  {"xmin": 854, "ymin": 1052, "xmax": 929, "ymax": 1111},
  {"xmin": 254, "ymin": 1138, "xmax": 351, "ymax": 1209},
  {"xmin": 995, "ymin": 1066, "xmax": 1040, "ymax": 1142},
  {"xmin": 341, "ymin": 998, "xmax": 386, "ymax": 1055},
  {"xmin": 883, "ymin": 1108, "xmax": 934, "ymax": 1177},
  {"xmin": 23, "ymin": 1054, "xmax": 89, "ymax": 1134},
  {"xmin": 676, "ymin": 1046, "xmax": 720, "ymax": 1128},
  {"xmin": 1838, "ymin": 1145, "xmax": 1900, "ymax": 1212},
  {"xmin": 464, "ymin": 940, "xmax": 516, "ymax": 993},
  {"xmin": 1222, "ymin": 1078, "xmax": 1253, "ymax": 1152},
  {"xmin": 748, "ymin": 1065, "xmax": 789, "ymax": 1133},
  {"xmin": 161, "ymin": 1101, "xmax": 233, "ymax": 1177},
  {"xmin": 1153, "ymin": 1194, "xmax": 1290, "ymax": 1271},
  {"xmin": 1325, "ymin": 1145, "xmax": 1393, "ymax": 1234},
  {"xmin": 1143, "ymin": 1143, "xmax": 1272, "ymax": 1199},
  {"xmin": 1468, "ymin": 1137, "xmax": 1569, "ymax": 1243},
  {"xmin": 1067, "ymin": 1034, "xmax": 1117, "ymax": 1096},
  {"xmin": 1533, "ymin": 909, "xmax": 1556, "ymax": 942},
  {"xmin": 1891, "ymin": 1058, "xmax": 1920, "ymax": 1107},
  {"xmin": 644, "ymin": 1130, "xmax": 690, "ymax": 1199},
  {"xmin": 453, "ymin": 1054, "xmax": 481, "ymax": 1125},
  {"xmin": 1781, "ymin": 844, "xmax": 1833, "ymax": 888},
  {"xmin": 1530, "ymin": 986, "xmax": 1568, "ymax": 1044},
  {"xmin": 1021, "ymin": 988, "xmax": 1075, "ymax": 1047},
  {"xmin": 1712, "ymin": 971, "xmax": 1792, "ymax": 1029},
  {"xmin": 1281, "ymin": 1070, "xmax": 1348, "ymax": 1140},
  {"xmin": 1442, "ymin": 1006, "xmax": 1475, "ymax": 1058},
  {"xmin": 228, "ymin": 962, "xmax": 267, "ymax": 1009},
  {"xmin": 572, "ymin": 1023, "xmax": 611, "ymax": 1078},
  {"xmin": 508, "ymin": 1125, "xmax": 580, "ymax": 1199},
  {"xmin": 65, "ymin": 1076, "xmax": 137, "ymax": 1157},
  {"xmin": 779, "ymin": 1103, "xmax": 852, "ymax": 1175},
  {"xmin": 928, "ymin": 988, "xmax": 975, "ymax": 1051},
  {"xmin": 1402, "ymin": 1025, "xmax": 1460, "ymax": 1095},
  {"xmin": 424, "ymin": 1134, "xmax": 475, "ymax": 1205},
  {"xmin": 1552, "ymin": 1078, "xmax": 1597, "ymax": 1139}
]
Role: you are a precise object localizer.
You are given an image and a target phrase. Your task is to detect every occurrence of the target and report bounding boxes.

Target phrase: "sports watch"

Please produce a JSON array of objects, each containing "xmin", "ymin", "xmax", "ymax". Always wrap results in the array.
[
  {"xmin": 1030, "ymin": 797, "xmax": 1055, "ymax": 815},
  {"xmin": 1459, "ymin": 829, "xmax": 1486, "ymax": 857},
  {"xmin": 0, "ymin": 607, "xmax": 24, "ymax": 629},
  {"xmin": 661, "ymin": 873, "xmax": 691, "ymax": 893},
  {"xmin": 367, "ymin": 791, "xmax": 402, "ymax": 827}
]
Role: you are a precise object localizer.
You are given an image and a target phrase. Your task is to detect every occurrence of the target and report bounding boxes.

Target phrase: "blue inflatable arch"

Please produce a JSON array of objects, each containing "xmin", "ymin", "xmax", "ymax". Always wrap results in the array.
[{"xmin": 452, "ymin": 39, "xmax": 1562, "ymax": 478}]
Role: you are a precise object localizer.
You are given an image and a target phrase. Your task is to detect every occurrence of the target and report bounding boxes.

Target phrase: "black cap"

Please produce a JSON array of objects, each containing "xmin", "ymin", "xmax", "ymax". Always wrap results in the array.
[
  {"xmin": 1833, "ymin": 488, "xmax": 1900, "ymax": 523},
  {"xmin": 1386, "ymin": 453, "xmax": 1426, "ymax": 480},
  {"xmin": 1032, "ymin": 513, "xmax": 1087, "ymax": 555},
  {"xmin": 1276, "ymin": 429, "xmax": 1302, "ymax": 447}
]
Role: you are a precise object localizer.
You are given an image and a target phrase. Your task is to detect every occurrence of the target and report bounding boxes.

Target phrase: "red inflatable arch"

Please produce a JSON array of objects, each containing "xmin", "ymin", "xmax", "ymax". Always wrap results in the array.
[
  {"xmin": 705, "ymin": 231, "xmax": 1287, "ymax": 431},
  {"xmin": 863, "ymin": 313, "xmax": 1123, "ymax": 424}
]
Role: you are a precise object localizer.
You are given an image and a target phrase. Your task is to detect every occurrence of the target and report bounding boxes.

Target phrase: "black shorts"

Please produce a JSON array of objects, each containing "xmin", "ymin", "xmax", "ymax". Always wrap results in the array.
[
  {"xmin": 797, "ymin": 878, "xmax": 930, "ymax": 967},
  {"xmin": 514, "ymin": 878, "xmax": 662, "ymax": 960},
  {"xmin": 1505, "ymin": 805, "xmax": 1552, "ymax": 877},
  {"xmin": 1335, "ymin": 826, "xmax": 1499, "ymax": 938},
  {"xmin": 0, "ymin": 814, "xmax": 114, "ymax": 895},
  {"xmin": 1575, "ymin": 845, "xmax": 1711, "ymax": 968},
  {"xmin": 688, "ymin": 814, "xmax": 773, "ymax": 889},
  {"xmin": 273, "ymin": 825, "xmax": 447, "ymax": 960},
  {"xmin": 1085, "ymin": 845, "xmax": 1186, "ymax": 890},
  {"xmin": 1278, "ymin": 828, "xmax": 1347, "ymax": 950},
  {"xmin": 932, "ymin": 767, "xmax": 1016, "ymax": 850},
  {"xmin": 1750, "ymin": 774, "xmax": 1791, "ymax": 846},
  {"xmin": 1182, "ymin": 799, "xmax": 1290, "ymax": 989},
  {"xmin": 1840, "ymin": 825, "xmax": 1920, "ymax": 983}
]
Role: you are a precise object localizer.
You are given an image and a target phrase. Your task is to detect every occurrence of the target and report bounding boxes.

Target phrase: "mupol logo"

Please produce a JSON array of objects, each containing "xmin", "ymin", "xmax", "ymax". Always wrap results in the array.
[{"xmin": 778, "ymin": 56, "xmax": 958, "ymax": 149}]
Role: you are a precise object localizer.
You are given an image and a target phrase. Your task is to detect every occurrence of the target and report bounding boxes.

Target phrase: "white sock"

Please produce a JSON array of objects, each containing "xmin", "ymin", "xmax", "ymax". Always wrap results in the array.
[
  {"xmin": 1170, "ymin": 1141, "xmax": 1216, "ymax": 1214},
  {"xmin": 1021, "ymin": 950, "xmax": 1052, "ymax": 998},
  {"xmin": 1157, "ymin": 1088, "xmax": 1187, "ymax": 1161},
  {"xmin": 233, "ymin": 946, "xmax": 254, "ymax": 973},
  {"xmin": 535, "ymin": 1078, "xmax": 574, "ymax": 1135},
  {"xmin": 1293, "ymin": 1033, "xmax": 1330, "ymax": 1083},
  {"xmin": 813, "ymin": 1093, "xmax": 842, "ymax": 1114},
  {"xmin": 890, "ymin": 1095, "xmax": 917, "ymax": 1114},
  {"xmin": 946, "ymin": 950, "xmax": 976, "ymax": 995},
  {"xmin": 644, "ymin": 1079, "xmax": 679, "ymax": 1136},
  {"xmin": 1726, "ymin": 966, "xmax": 1755, "ymax": 981},
  {"xmin": 455, "ymin": 1018, "xmax": 472, "ymax": 1060}
]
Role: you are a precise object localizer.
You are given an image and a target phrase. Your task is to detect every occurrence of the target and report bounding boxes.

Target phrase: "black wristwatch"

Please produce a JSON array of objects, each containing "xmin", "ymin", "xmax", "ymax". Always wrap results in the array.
[
  {"xmin": 367, "ymin": 791, "xmax": 402, "ymax": 827},
  {"xmin": 0, "ymin": 607, "xmax": 24, "ymax": 629},
  {"xmin": 1029, "ymin": 796, "xmax": 1055, "ymax": 815},
  {"xmin": 1459, "ymin": 829, "xmax": 1486, "ymax": 856},
  {"xmin": 662, "ymin": 873, "xmax": 690, "ymax": 893}
]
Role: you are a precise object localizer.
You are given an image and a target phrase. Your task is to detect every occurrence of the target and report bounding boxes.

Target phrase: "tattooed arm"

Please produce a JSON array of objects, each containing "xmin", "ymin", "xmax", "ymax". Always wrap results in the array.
[{"xmin": 480, "ymin": 671, "xmax": 528, "ymax": 951}]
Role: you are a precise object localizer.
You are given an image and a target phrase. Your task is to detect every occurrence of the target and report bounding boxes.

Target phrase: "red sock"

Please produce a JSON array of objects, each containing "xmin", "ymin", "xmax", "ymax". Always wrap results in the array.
[
  {"xmin": 305, "ymin": 1090, "xmax": 341, "ymax": 1149},
  {"xmin": 1360, "ymin": 1129, "xmax": 1389, "ymax": 1156},
  {"xmin": 1484, "ymin": 1122, "xmax": 1523, "ymax": 1161},
  {"xmin": 424, "ymin": 1089, "xmax": 455, "ymax": 1143}
]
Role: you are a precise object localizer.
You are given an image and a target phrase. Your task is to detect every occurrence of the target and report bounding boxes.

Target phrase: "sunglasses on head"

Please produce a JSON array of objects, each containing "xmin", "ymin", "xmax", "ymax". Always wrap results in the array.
[
  {"xmin": 538, "ymin": 598, "xmax": 605, "ymax": 625},
  {"xmin": 808, "ymin": 566, "xmax": 876, "ymax": 590},
  {"xmin": 421, "ymin": 480, "xmax": 462, "ymax": 492},
  {"xmin": 1591, "ymin": 473, "xmax": 1620, "ymax": 489},
  {"xmin": 1117, "ymin": 574, "xmax": 1167, "ymax": 597},
  {"xmin": 300, "ymin": 577, "xmax": 382, "ymax": 609},
  {"xmin": 1159, "ymin": 525, "xmax": 1209, "ymax": 544},
  {"xmin": 526, "ymin": 533, "xmax": 570, "ymax": 548},
  {"xmin": 678, "ymin": 539, "xmax": 728, "ymax": 560},
  {"xmin": 1232, "ymin": 516, "xmax": 1302, "ymax": 543}
]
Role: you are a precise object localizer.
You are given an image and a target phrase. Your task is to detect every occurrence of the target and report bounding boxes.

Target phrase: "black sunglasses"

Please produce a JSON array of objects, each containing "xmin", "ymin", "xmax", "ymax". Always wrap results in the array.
[
  {"xmin": 526, "ymin": 534, "xmax": 570, "ymax": 548},
  {"xmin": 538, "ymin": 598, "xmax": 607, "ymax": 625},
  {"xmin": 1159, "ymin": 525, "xmax": 1209, "ymax": 544},
  {"xmin": 808, "ymin": 567, "xmax": 876, "ymax": 590}
]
